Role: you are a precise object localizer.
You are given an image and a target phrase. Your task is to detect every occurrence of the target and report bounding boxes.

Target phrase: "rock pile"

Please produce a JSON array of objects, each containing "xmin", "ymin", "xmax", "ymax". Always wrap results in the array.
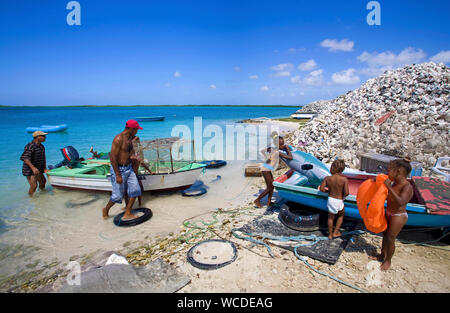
[
  {"xmin": 291, "ymin": 62, "xmax": 449, "ymax": 173},
  {"xmin": 297, "ymin": 100, "xmax": 329, "ymax": 113}
]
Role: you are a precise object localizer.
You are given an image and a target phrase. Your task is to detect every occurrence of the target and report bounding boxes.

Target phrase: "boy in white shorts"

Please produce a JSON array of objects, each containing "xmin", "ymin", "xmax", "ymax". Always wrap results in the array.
[{"xmin": 319, "ymin": 160, "xmax": 349, "ymax": 239}]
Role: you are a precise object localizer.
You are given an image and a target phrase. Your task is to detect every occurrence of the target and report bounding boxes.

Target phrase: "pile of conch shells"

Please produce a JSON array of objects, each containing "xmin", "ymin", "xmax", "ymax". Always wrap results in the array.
[{"xmin": 292, "ymin": 62, "xmax": 449, "ymax": 173}]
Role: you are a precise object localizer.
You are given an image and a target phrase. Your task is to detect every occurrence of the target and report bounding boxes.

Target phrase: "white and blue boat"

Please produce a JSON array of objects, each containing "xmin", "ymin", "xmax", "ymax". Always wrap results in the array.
[
  {"xmin": 26, "ymin": 124, "xmax": 68, "ymax": 133},
  {"xmin": 274, "ymin": 148, "xmax": 450, "ymax": 228}
]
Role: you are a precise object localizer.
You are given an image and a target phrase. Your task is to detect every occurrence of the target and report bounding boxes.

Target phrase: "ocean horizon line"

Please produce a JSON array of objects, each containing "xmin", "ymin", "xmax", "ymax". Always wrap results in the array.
[{"xmin": 0, "ymin": 104, "xmax": 302, "ymax": 108}]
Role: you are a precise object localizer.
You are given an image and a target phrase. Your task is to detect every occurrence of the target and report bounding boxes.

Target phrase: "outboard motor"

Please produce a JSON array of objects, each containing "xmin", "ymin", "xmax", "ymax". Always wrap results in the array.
[
  {"xmin": 61, "ymin": 146, "xmax": 80, "ymax": 164},
  {"xmin": 49, "ymin": 146, "xmax": 82, "ymax": 169}
]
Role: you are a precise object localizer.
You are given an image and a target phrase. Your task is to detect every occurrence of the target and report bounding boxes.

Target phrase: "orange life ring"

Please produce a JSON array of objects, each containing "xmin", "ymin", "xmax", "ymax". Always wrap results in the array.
[{"xmin": 356, "ymin": 174, "xmax": 388, "ymax": 233}]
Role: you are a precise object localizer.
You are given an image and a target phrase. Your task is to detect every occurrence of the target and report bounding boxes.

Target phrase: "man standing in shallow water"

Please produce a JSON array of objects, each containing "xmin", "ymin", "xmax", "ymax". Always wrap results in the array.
[
  {"xmin": 20, "ymin": 131, "xmax": 49, "ymax": 197},
  {"xmin": 102, "ymin": 120, "xmax": 143, "ymax": 220}
]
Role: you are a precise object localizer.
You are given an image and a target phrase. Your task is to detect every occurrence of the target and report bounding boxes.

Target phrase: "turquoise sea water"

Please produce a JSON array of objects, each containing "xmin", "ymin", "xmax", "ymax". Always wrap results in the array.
[{"xmin": 0, "ymin": 105, "xmax": 296, "ymax": 231}]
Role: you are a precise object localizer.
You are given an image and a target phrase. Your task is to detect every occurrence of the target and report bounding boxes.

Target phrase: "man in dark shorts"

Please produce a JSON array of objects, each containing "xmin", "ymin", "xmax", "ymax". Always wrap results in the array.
[
  {"xmin": 20, "ymin": 131, "xmax": 49, "ymax": 196},
  {"xmin": 102, "ymin": 120, "xmax": 143, "ymax": 220}
]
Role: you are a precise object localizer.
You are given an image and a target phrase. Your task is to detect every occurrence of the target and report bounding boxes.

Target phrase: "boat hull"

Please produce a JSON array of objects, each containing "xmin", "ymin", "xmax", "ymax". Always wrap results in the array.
[
  {"xmin": 274, "ymin": 182, "xmax": 450, "ymax": 228},
  {"xmin": 290, "ymin": 113, "xmax": 317, "ymax": 119},
  {"xmin": 48, "ymin": 167, "xmax": 204, "ymax": 192},
  {"xmin": 135, "ymin": 117, "xmax": 165, "ymax": 122}
]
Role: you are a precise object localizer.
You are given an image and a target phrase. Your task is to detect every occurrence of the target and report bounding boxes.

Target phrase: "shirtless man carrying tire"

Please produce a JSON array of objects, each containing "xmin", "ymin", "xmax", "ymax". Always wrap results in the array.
[{"xmin": 102, "ymin": 120, "xmax": 143, "ymax": 220}]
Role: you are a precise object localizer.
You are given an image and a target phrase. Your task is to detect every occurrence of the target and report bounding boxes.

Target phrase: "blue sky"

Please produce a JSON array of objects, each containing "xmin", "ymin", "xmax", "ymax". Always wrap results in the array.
[{"xmin": 0, "ymin": 0, "xmax": 449, "ymax": 106}]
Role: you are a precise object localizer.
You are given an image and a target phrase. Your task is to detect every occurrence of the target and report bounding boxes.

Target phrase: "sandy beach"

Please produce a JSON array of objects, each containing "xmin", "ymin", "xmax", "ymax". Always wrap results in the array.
[{"xmin": 2, "ymin": 118, "xmax": 448, "ymax": 294}]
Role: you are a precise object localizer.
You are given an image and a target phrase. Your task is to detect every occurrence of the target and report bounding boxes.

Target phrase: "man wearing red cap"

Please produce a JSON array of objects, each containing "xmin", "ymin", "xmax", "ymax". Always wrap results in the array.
[{"xmin": 102, "ymin": 120, "xmax": 144, "ymax": 220}]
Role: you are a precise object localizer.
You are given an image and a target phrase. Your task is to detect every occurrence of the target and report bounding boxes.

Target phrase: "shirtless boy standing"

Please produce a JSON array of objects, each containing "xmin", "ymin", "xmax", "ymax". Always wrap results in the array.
[
  {"xmin": 102, "ymin": 120, "xmax": 143, "ymax": 220},
  {"xmin": 319, "ymin": 160, "xmax": 349, "ymax": 239}
]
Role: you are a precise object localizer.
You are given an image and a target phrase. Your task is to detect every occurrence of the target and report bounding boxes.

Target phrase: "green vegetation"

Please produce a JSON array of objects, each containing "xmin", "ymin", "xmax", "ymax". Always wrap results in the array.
[{"xmin": 274, "ymin": 117, "xmax": 310, "ymax": 125}]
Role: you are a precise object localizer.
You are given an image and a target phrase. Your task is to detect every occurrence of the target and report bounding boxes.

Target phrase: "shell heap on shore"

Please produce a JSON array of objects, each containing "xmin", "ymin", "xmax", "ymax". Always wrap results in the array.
[{"xmin": 292, "ymin": 62, "xmax": 449, "ymax": 172}]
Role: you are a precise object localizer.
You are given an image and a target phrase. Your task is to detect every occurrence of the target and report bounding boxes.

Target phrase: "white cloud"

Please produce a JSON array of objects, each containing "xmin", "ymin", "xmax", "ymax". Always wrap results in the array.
[
  {"xmin": 357, "ymin": 47, "xmax": 426, "ymax": 76},
  {"xmin": 290, "ymin": 75, "xmax": 301, "ymax": 84},
  {"xmin": 270, "ymin": 63, "xmax": 294, "ymax": 71},
  {"xmin": 174, "ymin": 71, "xmax": 181, "ymax": 77},
  {"xmin": 233, "ymin": 66, "xmax": 241, "ymax": 72},
  {"xmin": 249, "ymin": 75, "xmax": 259, "ymax": 80},
  {"xmin": 304, "ymin": 69, "xmax": 324, "ymax": 86},
  {"xmin": 274, "ymin": 71, "xmax": 291, "ymax": 77},
  {"xmin": 260, "ymin": 85, "xmax": 269, "ymax": 91},
  {"xmin": 320, "ymin": 39, "xmax": 354, "ymax": 52},
  {"xmin": 209, "ymin": 84, "xmax": 217, "ymax": 89},
  {"xmin": 291, "ymin": 70, "xmax": 324, "ymax": 86},
  {"xmin": 430, "ymin": 50, "xmax": 450, "ymax": 64},
  {"xmin": 298, "ymin": 59, "xmax": 317, "ymax": 71},
  {"xmin": 331, "ymin": 68, "xmax": 360, "ymax": 85}
]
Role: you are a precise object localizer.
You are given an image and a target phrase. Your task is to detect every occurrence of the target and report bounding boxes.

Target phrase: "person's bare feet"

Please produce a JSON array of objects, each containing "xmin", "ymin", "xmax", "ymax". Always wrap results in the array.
[
  {"xmin": 369, "ymin": 254, "xmax": 384, "ymax": 262},
  {"xmin": 102, "ymin": 207, "xmax": 110, "ymax": 219},
  {"xmin": 333, "ymin": 231, "xmax": 342, "ymax": 238},
  {"xmin": 254, "ymin": 199, "xmax": 263, "ymax": 208},
  {"xmin": 380, "ymin": 260, "xmax": 391, "ymax": 271},
  {"xmin": 122, "ymin": 213, "xmax": 138, "ymax": 221},
  {"xmin": 89, "ymin": 147, "xmax": 94, "ymax": 153},
  {"xmin": 328, "ymin": 233, "xmax": 333, "ymax": 240}
]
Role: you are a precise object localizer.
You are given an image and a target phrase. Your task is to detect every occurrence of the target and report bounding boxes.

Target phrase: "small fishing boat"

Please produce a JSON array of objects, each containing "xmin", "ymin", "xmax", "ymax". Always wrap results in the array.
[
  {"xmin": 290, "ymin": 111, "xmax": 317, "ymax": 120},
  {"xmin": 274, "ymin": 172, "xmax": 450, "ymax": 228},
  {"xmin": 135, "ymin": 116, "xmax": 165, "ymax": 122},
  {"xmin": 47, "ymin": 138, "xmax": 206, "ymax": 192},
  {"xmin": 26, "ymin": 124, "xmax": 68, "ymax": 133}
]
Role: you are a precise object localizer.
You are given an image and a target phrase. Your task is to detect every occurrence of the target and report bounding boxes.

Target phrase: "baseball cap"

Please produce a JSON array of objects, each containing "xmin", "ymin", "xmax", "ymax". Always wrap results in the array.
[
  {"xmin": 32, "ymin": 131, "xmax": 48, "ymax": 137},
  {"xmin": 125, "ymin": 119, "xmax": 143, "ymax": 130}
]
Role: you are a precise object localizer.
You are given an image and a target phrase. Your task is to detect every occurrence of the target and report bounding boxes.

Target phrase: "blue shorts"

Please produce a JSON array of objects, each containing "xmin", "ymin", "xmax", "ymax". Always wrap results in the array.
[{"xmin": 110, "ymin": 164, "xmax": 142, "ymax": 203}]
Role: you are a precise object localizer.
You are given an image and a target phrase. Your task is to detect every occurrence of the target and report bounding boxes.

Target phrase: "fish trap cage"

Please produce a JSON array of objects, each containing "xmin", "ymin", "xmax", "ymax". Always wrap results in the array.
[{"xmin": 137, "ymin": 137, "xmax": 196, "ymax": 174}]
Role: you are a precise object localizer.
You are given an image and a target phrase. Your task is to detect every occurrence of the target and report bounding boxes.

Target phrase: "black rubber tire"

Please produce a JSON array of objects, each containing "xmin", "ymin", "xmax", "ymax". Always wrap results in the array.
[
  {"xmin": 187, "ymin": 239, "xmax": 237, "ymax": 270},
  {"xmin": 182, "ymin": 187, "xmax": 207, "ymax": 197},
  {"xmin": 113, "ymin": 207, "xmax": 153, "ymax": 227},
  {"xmin": 278, "ymin": 206, "xmax": 320, "ymax": 231},
  {"xmin": 65, "ymin": 195, "xmax": 100, "ymax": 208},
  {"xmin": 201, "ymin": 160, "xmax": 227, "ymax": 169}
]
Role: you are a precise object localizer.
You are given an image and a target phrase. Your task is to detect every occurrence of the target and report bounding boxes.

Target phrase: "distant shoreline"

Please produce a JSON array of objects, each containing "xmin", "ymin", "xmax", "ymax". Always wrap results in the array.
[{"xmin": 0, "ymin": 104, "xmax": 301, "ymax": 108}]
